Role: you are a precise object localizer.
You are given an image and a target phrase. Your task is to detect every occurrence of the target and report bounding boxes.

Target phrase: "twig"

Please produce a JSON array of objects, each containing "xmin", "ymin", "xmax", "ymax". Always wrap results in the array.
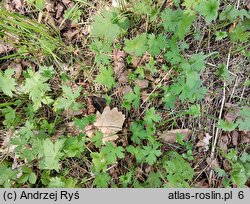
[
  {"xmin": 140, "ymin": 68, "xmax": 173, "ymax": 108},
  {"xmin": 38, "ymin": 12, "xmax": 43, "ymax": 23},
  {"xmin": 191, "ymin": 160, "xmax": 212, "ymax": 187},
  {"xmin": 236, "ymin": 0, "xmax": 240, "ymax": 9},
  {"xmin": 206, "ymin": 62, "xmax": 236, "ymax": 77},
  {"xmin": 240, "ymin": 77, "xmax": 248, "ymax": 102},
  {"xmin": 139, "ymin": 102, "xmax": 152, "ymax": 118},
  {"xmin": 229, "ymin": 77, "xmax": 239, "ymax": 102},
  {"xmin": 106, "ymin": 163, "xmax": 117, "ymax": 172},
  {"xmin": 209, "ymin": 48, "xmax": 231, "ymax": 184}
]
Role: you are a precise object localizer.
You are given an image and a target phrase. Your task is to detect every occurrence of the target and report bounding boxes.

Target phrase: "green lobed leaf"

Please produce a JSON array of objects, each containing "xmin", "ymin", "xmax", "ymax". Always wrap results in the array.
[
  {"xmin": 122, "ymin": 85, "xmax": 140, "ymax": 110},
  {"xmin": 0, "ymin": 69, "xmax": 16, "ymax": 97},
  {"xmin": 218, "ymin": 119, "xmax": 238, "ymax": 131},
  {"xmin": 39, "ymin": 138, "xmax": 65, "ymax": 172},
  {"xmin": 196, "ymin": 0, "xmax": 220, "ymax": 23},
  {"xmin": 93, "ymin": 173, "xmax": 111, "ymax": 187},
  {"xmin": 95, "ymin": 66, "xmax": 116, "ymax": 90},
  {"xmin": 147, "ymin": 34, "xmax": 166, "ymax": 56},
  {"xmin": 142, "ymin": 145, "xmax": 162, "ymax": 165},
  {"xmin": 237, "ymin": 108, "xmax": 250, "ymax": 131},
  {"xmin": 230, "ymin": 25, "xmax": 250, "ymax": 42},
  {"xmin": 91, "ymin": 10, "xmax": 121, "ymax": 42},
  {"xmin": 144, "ymin": 108, "xmax": 162, "ymax": 125},
  {"xmin": 54, "ymin": 85, "xmax": 82, "ymax": 111},
  {"xmin": 90, "ymin": 131, "xmax": 103, "ymax": 148},
  {"xmin": 161, "ymin": 8, "xmax": 183, "ymax": 32},
  {"xmin": 48, "ymin": 177, "xmax": 65, "ymax": 188},
  {"xmin": 130, "ymin": 122, "xmax": 148, "ymax": 144},
  {"xmin": 215, "ymin": 31, "xmax": 228, "ymax": 41},
  {"xmin": 64, "ymin": 136, "xmax": 85, "ymax": 158},
  {"xmin": 23, "ymin": 69, "xmax": 52, "ymax": 111},
  {"xmin": 124, "ymin": 33, "xmax": 148, "ymax": 56}
]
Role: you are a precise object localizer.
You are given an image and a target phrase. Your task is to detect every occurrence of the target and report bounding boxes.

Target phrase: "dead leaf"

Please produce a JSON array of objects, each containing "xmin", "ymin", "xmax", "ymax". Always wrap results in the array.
[
  {"xmin": 8, "ymin": 62, "xmax": 23, "ymax": 79},
  {"xmin": 131, "ymin": 57, "xmax": 142, "ymax": 68},
  {"xmin": 62, "ymin": 0, "xmax": 72, "ymax": 6},
  {"xmin": 56, "ymin": 4, "xmax": 65, "ymax": 19},
  {"xmin": 223, "ymin": 159, "xmax": 231, "ymax": 172},
  {"xmin": 206, "ymin": 157, "xmax": 220, "ymax": 169},
  {"xmin": 194, "ymin": 179, "xmax": 209, "ymax": 188},
  {"xmin": 113, "ymin": 49, "xmax": 126, "ymax": 64},
  {"xmin": 54, "ymin": 127, "xmax": 66, "ymax": 138},
  {"xmin": 87, "ymin": 97, "xmax": 96, "ymax": 114},
  {"xmin": 63, "ymin": 29, "xmax": 79, "ymax": 40},
  {"xmin": 1, "ymin": 129, "xmax": 11, "ymax": 148},
  {"xmin": 109, "ymin": 165, "xmax": 119, "ymax": 180},
  {"xmin": 231, "ymin": 130, "xmax": 239, "ymax": 146},
  {"xmin": 64, "ymin": 121, "xmax": 79, "ymax": 136},
  {"xmin": 4, "ymin": 0, "xmax": 24, "ymax": 13},
  {"xmin": 229, "ymin": 22, "xmax": 237, "ymax": 33},
  {"xmin": 196, "ymin": 133, "xmax": 212, "ymax": 151},
  {"xmin": 118, "ymin": 70, "xmax": 129, "ymax": 84},
  {"xmin": 166, "ymin": 0, "xmax": 173, "ymax": 7},
  {"xmin": 0, "ymin": 40, "xmax": 14, "ymax": 55},
  {"xmin": 0, "ymin": 129, "xmax": 16, "ymax": 155},
  {"xmin": 94, "ymin": 106, "xmax": 125, "ymax": 143},
  {"xmin": 102, "ymin": 134, "xmax": 119, "ymax": 144},
  {"xmin": 131, "ymin": 53, "xmax": 151, "ymax": 68},
  {"xmin": 62, "ymin": 108, "xmax": 84, "ymax": 119},
  {"xmin": 45, "ymin": 1, "xmax": 55, "ymax": 12},
  {"xmin": 142, "ymin": 52, "xmax": 151, "ymax": 63},
  {"xmin": 134, "ymin": 79, "xmax": 149, "ymax": 89},
  {"xmin": 85, "ymin": 124, "xmax": 95, "ymax": 138},
  {"xmin": 88, "ymin": 96, "xmax": 106, "ymax": 113},
  {"xmin": 113, "ymin": 49, "xmax": 128, "ymax": 84},
  {"xmin": 20, "ymin": 60, "xmax": 35, "ymax": 69},
  {"xmin": 141, "ymin": 90, "xmax": 148, "ymax": 102},
  {"xmin": 119, "ymin": 85, "xmax": 132, "ymax": 96},
  {"xmin": 240, "ymin": 131, "xmax": 250, "ymax": 143},
  {"xmin": 247, "ymin": 2, "xmax": 250, "ymax": 10},
  {"xmin": 224, "ymin": 106, "xmax": 240, "ymax": 122},
  {"xmin": 145, "ymin": 70, "xmax": 154, "ymax": 81},
  {"xmin": 159, "ymin": 129, "xmax": 191, "ymax": 144},
  {"xmin": 219, "ymin": 134, "xmax": 229, "ymax": 152}
]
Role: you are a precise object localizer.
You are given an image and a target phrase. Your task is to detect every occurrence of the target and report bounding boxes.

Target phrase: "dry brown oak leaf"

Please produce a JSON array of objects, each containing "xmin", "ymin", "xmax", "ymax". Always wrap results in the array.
[
  {"xmin": 159, "ymin": 129, "xmax": 191, "ymax": 144},
  {"xmin": 94, "ymin": 106, "xmax": 125, "ymax": 143},
  {"xmin": 196, "ymin": 133, "xmax": 212, "ymax": 151}
]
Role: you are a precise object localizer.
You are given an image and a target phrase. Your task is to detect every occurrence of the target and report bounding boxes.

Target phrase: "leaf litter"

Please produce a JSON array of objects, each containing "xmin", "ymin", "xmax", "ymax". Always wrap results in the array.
[
  {"xmin": 159, "ymin": 129, "xmax": 191, "ymax": 144},
  {"xmin": 94, "ymin": 106, "xmax": 125, "ymax": 143},
  {"xmin": 196, "ymin": 133, "xmax": 212, "ymax": 151}
]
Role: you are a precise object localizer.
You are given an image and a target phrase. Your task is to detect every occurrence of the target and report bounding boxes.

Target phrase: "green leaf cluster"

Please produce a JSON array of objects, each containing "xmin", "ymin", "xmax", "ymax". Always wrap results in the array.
[
  {"xmin": 122, "ymin": 85, "xmax": 140, "ymax": 110},
  {"xmin": 95, "ymin": 66, "xmax": 116, "ymax": 90},
  {"xmin": 23, "ymin": 69, "xmax": 53, "ymax": 111},
  {"xmin": 161, "ymin": 9, "xmax": 195, "ymax": 39},
  {"xmin": 163, "ymin": 151, "xmax": 195, "ymax": 187},
  {"xmin": 39, "ymin": 138, "xmax": 65, "ymax": 172},
  {"xmin": 91, "ymin": 142, "xmax": 125, "ymax": 173},
  {"xmin": 91, "ymin": 9, "xmax": 129, "ymax": 42},
  {"xmin": 217, "ymin": 150, "xmax": 250, "ymax": 187},
  {"xmin": 54, "ymin": 85, "xmax": 83, "ymax": 111}
]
